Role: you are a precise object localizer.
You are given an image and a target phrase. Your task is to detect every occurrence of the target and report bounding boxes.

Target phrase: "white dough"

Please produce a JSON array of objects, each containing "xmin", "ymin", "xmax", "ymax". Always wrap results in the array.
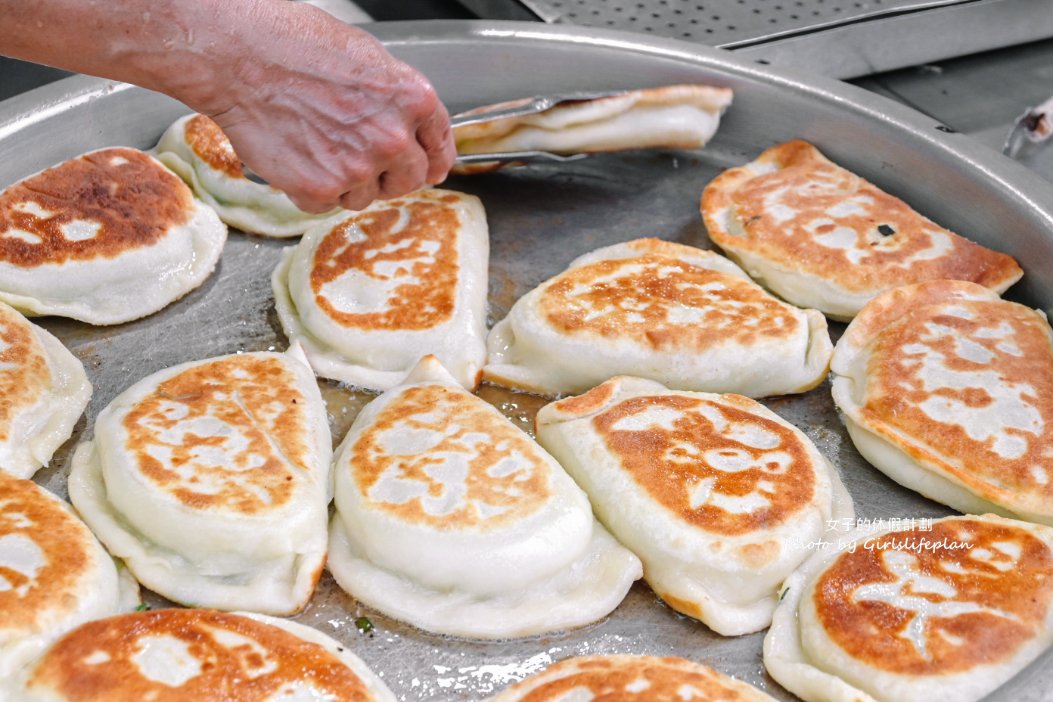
[
  {"xmin": 765, "ymin": 514, "xmax": 1053, "ymax": 702},
  {"xmin": 156, "ymin": 113, "xmax": 336, "ymax": 237},
  {"xmin": 0, "ymin": 147, "xmax": 226, "ymax": 325},
  {"xmin": 327, "ymin": 356, "xmax": 642, "ymax": 638},
  {"xmin": 68, "ymin": 345, "xmax": 331, "ymax": 615},
  {"xmin": 537, "ymin": 375, "xmax": 853, "ymax": 635},
  {"xmin": 701, "ymin": 140, "xmax": 1022, "ymax": 321},
  {"xmin": 0, "ymin": 473, "xmax": 139, "ymax": 681},
  {"xmin": 0, "ymin": 302, "xmax": 90, "ymax": 479},
  {"xmin": 831, "ymin": 280, "xmax": 1053, "ymax": 525},
  {"xmin": 273, "ymin": 188, "xmax": 489, "ymax": 391},
  {"xmin": 484, "ymin": 237, "xmax": 832, "ymax": 398},
  {"xmin": 454, "ymin": 84, "xmax": 733, "ymax": 174}
]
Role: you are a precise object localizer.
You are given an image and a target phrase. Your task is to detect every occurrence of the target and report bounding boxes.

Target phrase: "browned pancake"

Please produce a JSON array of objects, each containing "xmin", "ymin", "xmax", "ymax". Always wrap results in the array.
[
  {"xmin": 120, "ymin": 355, "xmax": 313, "ymax": 515},
  {"xmin": 452, "ymin": 85, "xmax": 731, "ymax": 175},
  {"xmin": 0, "ymin": 148, "xmax": 193, "ymax": 268},
  {"xmin": 538, "ymin": 239, "xmax": 801, "ymax": 350},
  {"xmin": 25, "ymin": 609, "xmax": 376, "ymax": 701},
  {"xmin": 0, "ymin": 303, "xmax": 48, "ymax": 443},
  {"xmin": 856, "ymin": 286, "xmax": 1053, "ymax": 517},
  {"xmin": 702, "ymin": 141, "xmax": 1021, "ymax": 295},
  {"xmin": 578, "ymin": 392, "xmax": 815, "ymax": 536},
  {"xmin": 349, "ymin": 383, "xmax": 553, "ymax": 529},
  {"xmin": 489, "ymin": 655, "xmax": 775, "ymax": 701},
  {"xmin": 183, "ymin": 114, "xmax": 243, "ymax": 178},
  {"xmin": 455, "ymin": 84, "xmax": 734, "ymax": 149},
  {"xmin": 308, "ymin": 191, "xmax": 463, "ymax": 331},
  {"xmin": 813, "ymin": 517, "xmax": 1053, "ymax": 675},
  {"xmin": 0, "ymin": 473, "xmax": 96, "ymax": 633}
]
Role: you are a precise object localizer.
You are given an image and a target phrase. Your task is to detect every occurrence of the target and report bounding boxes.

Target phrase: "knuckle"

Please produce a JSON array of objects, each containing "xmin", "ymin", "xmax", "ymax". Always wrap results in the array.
[
  {"xmin": 414, "ymin": 82, "xmax": 440, "ymax": 109},
  {"xmin": 383, "ymin": 158, "xmax": 429, "ymax": 197},
  {"xmin": 340, "ymin": 191, "xmax": 374, "ymax": 212},
  {"xmin": 375, "ymin": 130, "xmax": 414, "ymax": 160},
  {"xmin": 403, "ymin": 80, "xmax": 442, "ymax": 121},
  {"xmin": 380, "ymin": 177, "xmax": 413, "ymax": 199},
  {"xmin": 300, "ymin": 181, "xmax": 342, "ymax": 204},
  {"xmin": 341, "ymin": 162, "xmax": 375, "ymax": 187},
  {"xmin": 291, "ymin": 195, "xmax": 332, "ymax": 214}
]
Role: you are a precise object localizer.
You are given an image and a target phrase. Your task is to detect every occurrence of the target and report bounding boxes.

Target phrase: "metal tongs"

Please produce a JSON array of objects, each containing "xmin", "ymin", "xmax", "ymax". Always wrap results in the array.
[{"xmin": 452, "ymin": 90, "xmax": 629, "ymax": 165}]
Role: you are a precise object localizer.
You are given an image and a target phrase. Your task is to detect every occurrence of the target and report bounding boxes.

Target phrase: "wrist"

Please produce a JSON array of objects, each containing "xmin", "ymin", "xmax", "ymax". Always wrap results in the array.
[{"xmin": 117, "ymin": 0, "xmax": 278, "ymax": 117}]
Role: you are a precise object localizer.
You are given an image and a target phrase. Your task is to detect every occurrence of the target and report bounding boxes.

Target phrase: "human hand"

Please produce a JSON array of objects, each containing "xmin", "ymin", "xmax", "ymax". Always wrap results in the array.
[
  {"xmin": 196, "ymin": 2, "xmax": 455, "ymax": 213},
  {"xmin": 0, "ymin": 0, "xmax": 453, "ymax": 213}
]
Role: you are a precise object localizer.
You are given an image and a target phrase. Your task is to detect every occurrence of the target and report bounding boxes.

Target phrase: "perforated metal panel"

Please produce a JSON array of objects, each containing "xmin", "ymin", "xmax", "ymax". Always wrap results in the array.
[
  {"xmin": 454, "ymin": 0, "xmax": 1053, "ymax": 78},
  {"xmin": 460, "ymin": 0, "xmax": 976, "ymax": 47}
]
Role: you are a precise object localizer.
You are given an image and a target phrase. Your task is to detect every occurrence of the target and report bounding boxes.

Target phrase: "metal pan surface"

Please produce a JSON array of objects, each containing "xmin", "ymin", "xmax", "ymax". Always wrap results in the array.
[{"xmin": 1, "ymin": 20, "xmax": 1051, "ymax": 702}]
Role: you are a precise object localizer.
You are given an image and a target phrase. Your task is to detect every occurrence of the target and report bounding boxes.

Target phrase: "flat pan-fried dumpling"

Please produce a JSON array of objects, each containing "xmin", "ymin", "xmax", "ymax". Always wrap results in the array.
[
  {"xmin": 6, "ymin": 609, "xmax": 395, "ymax": 701},
  {"xmin": 487, "ymin": 655, "xmax": 777, "ymax": 701},
  {"xmin": 273, "ymin": 189, "xmax": 488, "ymax": 391},
  {"xmin": 0, "ymin": 473, "xmax": 138, "ymax": 680},
  {"xmin": 67, "ymin": 346, "xmax": 331, "ymax": 615},
  {"xmin": 453, "ymin": 84, "xmax": 733, "ymax": 174},
  {"xmin": 157, "ymin": 114, "xmax": 335, "ymax": 237},
  {"xmin": 484, "ymin": 238, "xmax": 832, "ymax": 398},
  {"xmin": 0, "ymin": 301, "xmax": 90, "ymax": 478},
  {"xmin": 537, "ymin": 376, "xmax": 853, "ymax": 635},
  {"xmin": 0, "ymin": 147, "xmax": 226, "ymax": 324},
  {"xmin": 765, "ymin": 514, "xmax": 1053, "ymax": 702},
  {"xmin": 701, "ymin": 140, "xmax": 1022, "ymax": 321},
  {"xmin": 327, "ymin": 356, "xmax": 642, "ymax": 639},
  {"xmin": 832, "ymin": 280, "xmax": 1053, "ymax": 525}
]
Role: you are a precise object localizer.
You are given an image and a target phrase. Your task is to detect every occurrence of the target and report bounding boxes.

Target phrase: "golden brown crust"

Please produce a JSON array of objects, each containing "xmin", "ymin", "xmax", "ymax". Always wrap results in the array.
[
  {"xmin": 539, "ymin": 251, "xmax": 800, "ymax": 351},
  {"xmin": 814, "ymin": 518, "xmax": 1053, "ymax": 674},
  {"xmin": 836, "ymin": 280, "xmax": 995, "ymax": 357},
  {"xmin": 591, "ymin": 394, "xmax": 815, "ymax": 535},
  {"xmin": 656, "ymin": 591, "xmax": 705, "ymax": 620},
  {"xmin": 308, "ymin": 192, "xmax": 461, "ymax": 331},
  {"xmin": 0, "ymin": 303, "xmax": 48, "ymax": 441},
  {"xmin": 701, "ymin": 140, "xmax": 1022, "ymax": 293},
  {"xmin": 547, "ymin": 380, "xmax": 619, "ymax": 417},
  {"xmin": 26, "ymin": 609, "xmax": 375, "ymax": 701},
  {"xmin": 120, "ymin": 355, "xmax": 312, "ymax": 514},
  {"xmin": 494, "ymin": 655, "xmax": 768, "ymax": 701},
  {"xmin": 349, "ymin": 384, "xmax": 552, "ymax": 530},
  {"xmin": 0, "ymin": 473, "xmax": 93, "ymax": 632},
  {"xmin": 860, "ymin": 296, "xmax": 1053, "ymax": 513},
  {"xmin": 184, "ymin": 115, "xmax": 243, "ymax": 178},
  {"xmin": 0, "ymin": 148, "xmax": 193, "ymax": 268}
]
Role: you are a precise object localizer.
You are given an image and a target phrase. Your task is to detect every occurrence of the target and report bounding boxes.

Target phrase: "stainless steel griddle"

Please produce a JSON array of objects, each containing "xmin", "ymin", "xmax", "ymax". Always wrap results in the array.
[{"xmin": 2, "ymin": 20, "xmax": 1052, "ymax": 702}]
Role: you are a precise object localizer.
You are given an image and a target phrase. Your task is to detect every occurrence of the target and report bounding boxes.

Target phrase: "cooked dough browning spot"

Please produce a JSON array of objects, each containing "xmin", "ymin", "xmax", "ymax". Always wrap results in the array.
[
  {"xmin": 814, "ymin": 519, "xmax": 1053, "ymax": 674},
  {"xmin": 0, "ymin": 148, "xmax": 192, "ymax": 267},
  {"xmin": 593, "ymin": 394, "xmax": 815, "ymax": 535},
  {"xmin": 350, "ymin": 385, "xmax": 552, "ymax": 529}
]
